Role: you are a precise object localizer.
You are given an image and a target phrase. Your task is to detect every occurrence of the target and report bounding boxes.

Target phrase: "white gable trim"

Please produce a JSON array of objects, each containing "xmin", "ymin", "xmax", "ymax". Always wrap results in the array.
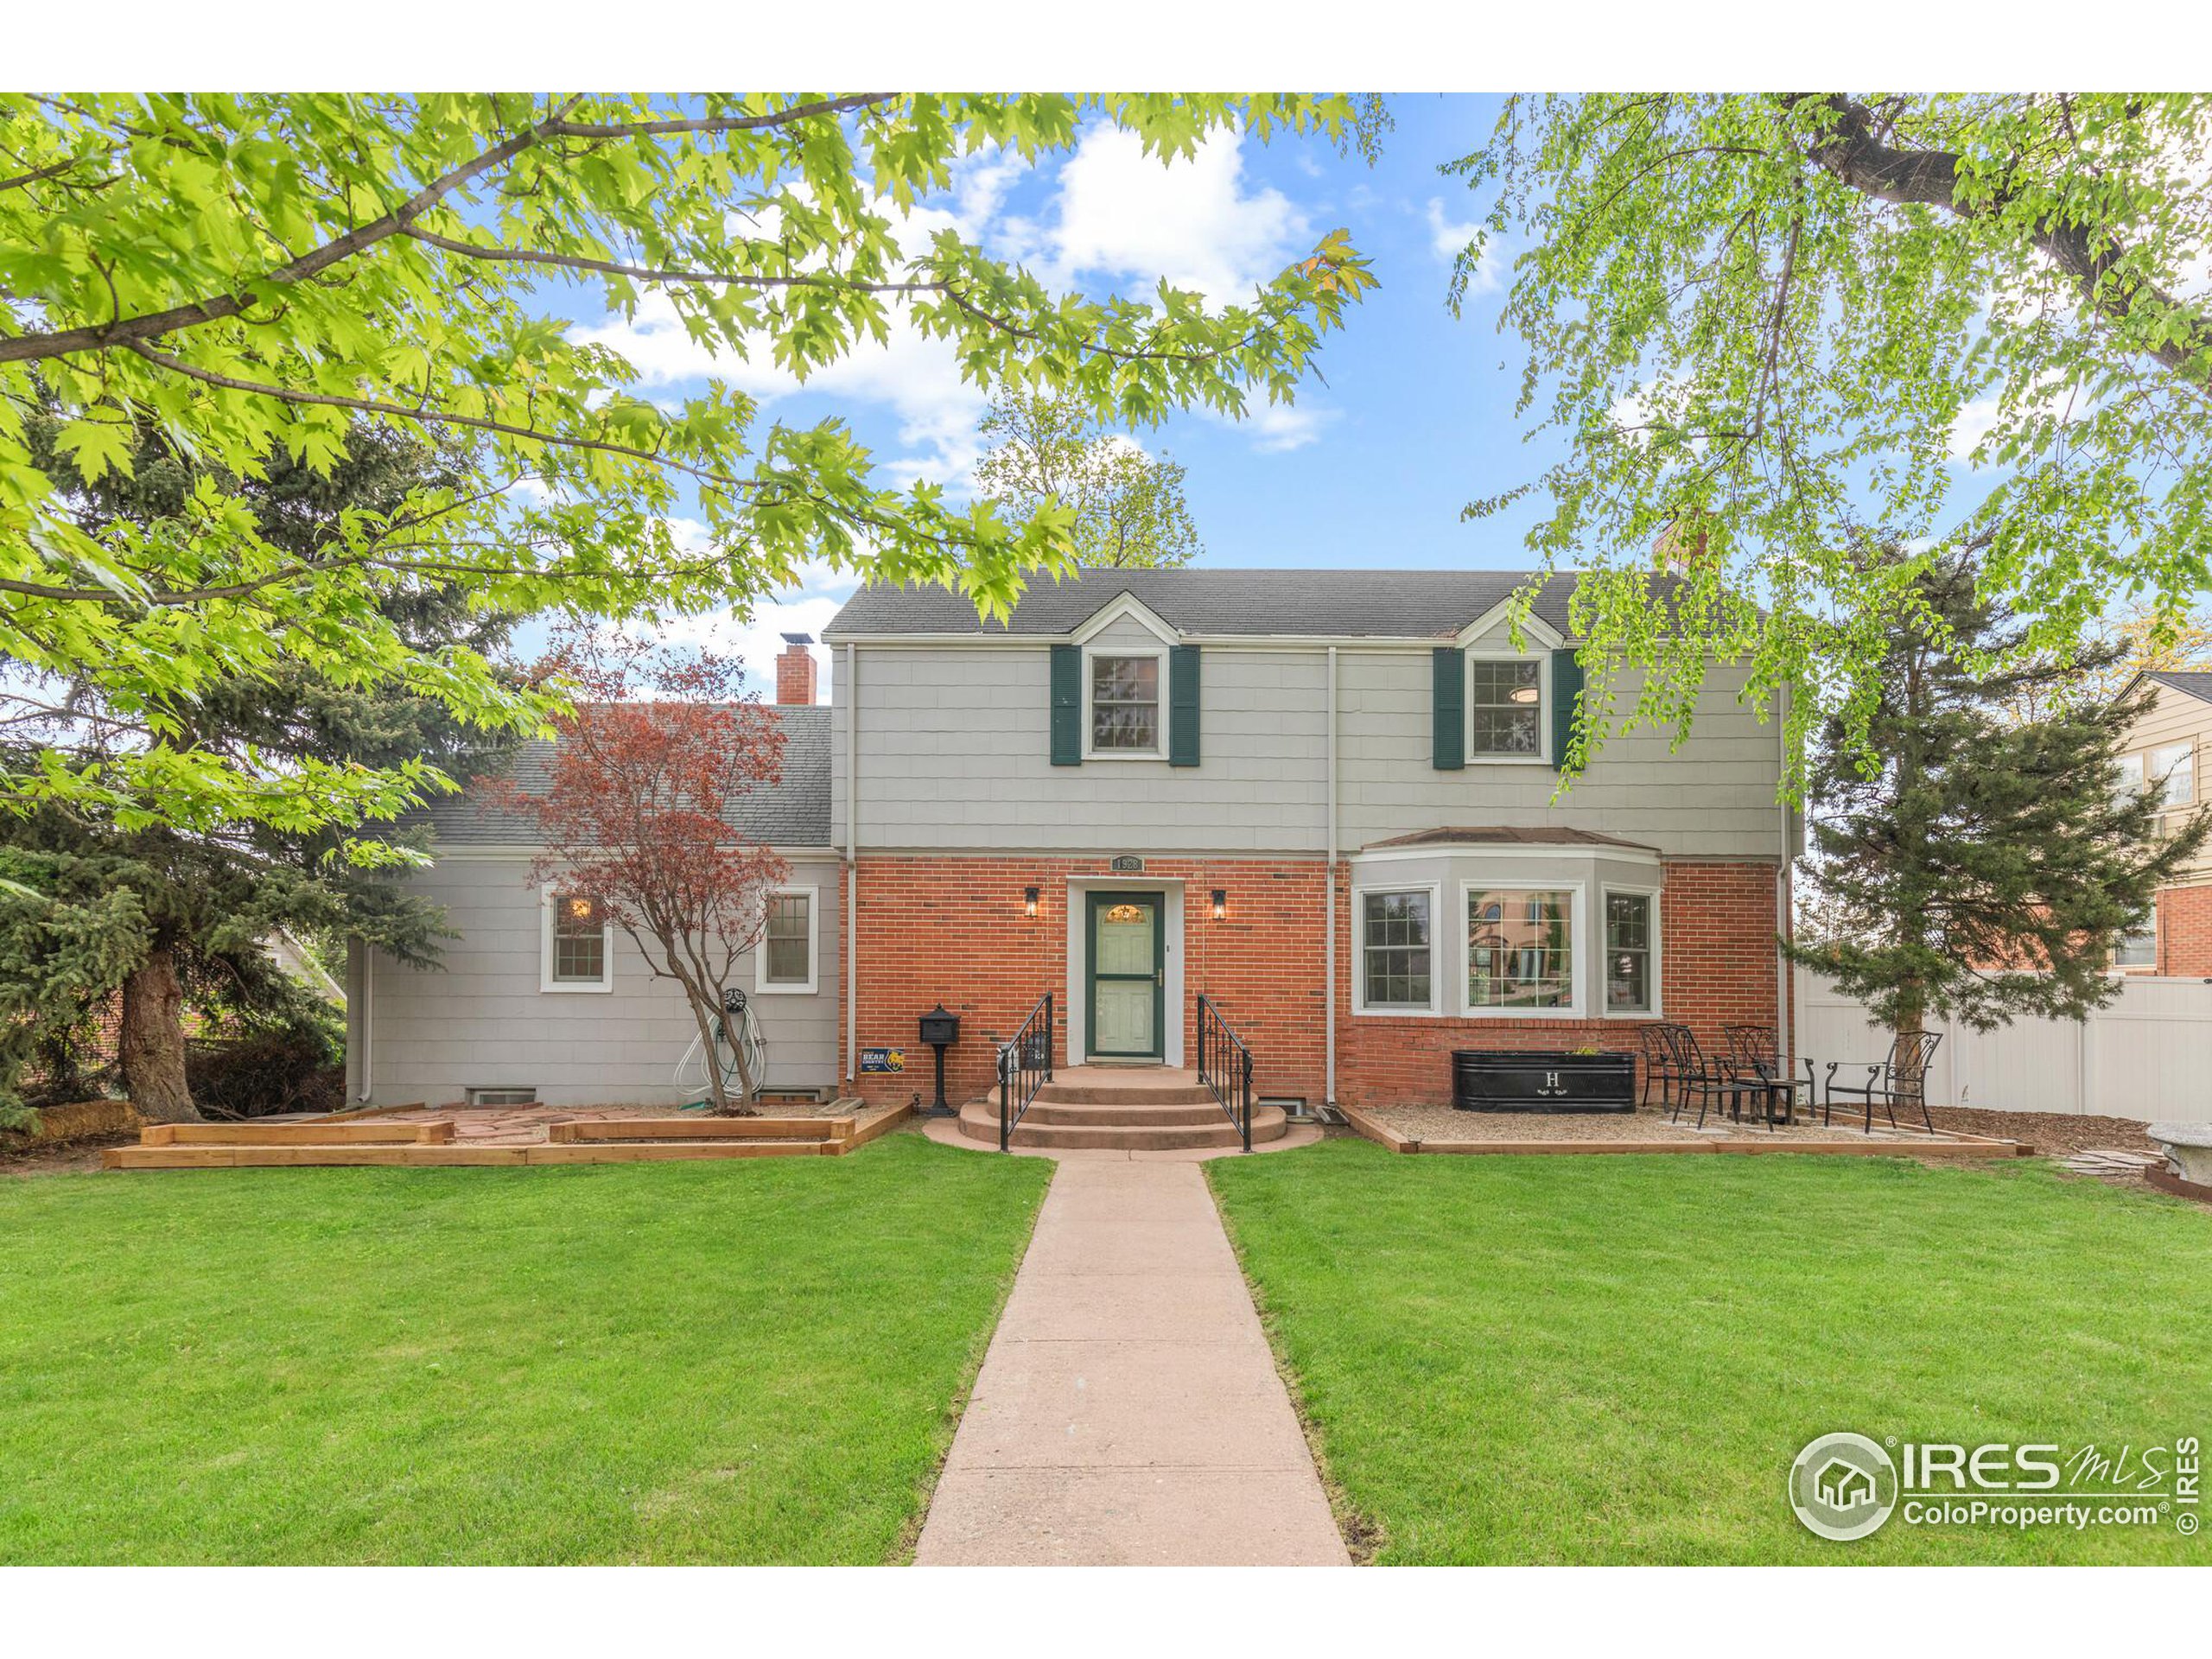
[
  {"xmin": 1453, "ymin": 597, "xmax": 1563, "ymax": 652},
  {"xmin": 1068, "ymin": 591, "xmax": 1179, "ymax": 647}
]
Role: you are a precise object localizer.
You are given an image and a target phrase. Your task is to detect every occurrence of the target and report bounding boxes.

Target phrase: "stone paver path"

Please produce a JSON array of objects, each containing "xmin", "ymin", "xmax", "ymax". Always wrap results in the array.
[{"xmin": 914, "ymin": 1154, "xmax": 1347, "ymax": 1566}]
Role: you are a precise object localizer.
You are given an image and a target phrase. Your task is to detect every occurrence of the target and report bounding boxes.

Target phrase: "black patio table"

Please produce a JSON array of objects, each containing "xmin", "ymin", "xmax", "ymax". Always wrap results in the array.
[{"xmin": 1718, "ymin": 1026, "xmax": 1809, "ymax": 1128}]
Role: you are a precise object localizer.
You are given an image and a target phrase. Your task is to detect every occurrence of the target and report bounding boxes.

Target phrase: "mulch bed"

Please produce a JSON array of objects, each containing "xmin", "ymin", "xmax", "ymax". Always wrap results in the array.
[
  {"xmin": 1364, "ymin": 1100, "xmax": 1986, "ymax": 1147},
  {"xmin": 1922, "ymin": 1104, "xmax": 2158, "ymax": 1157}
]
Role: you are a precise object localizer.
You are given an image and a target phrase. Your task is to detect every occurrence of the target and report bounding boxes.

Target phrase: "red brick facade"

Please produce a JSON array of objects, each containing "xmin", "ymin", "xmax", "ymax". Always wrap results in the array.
[
  {"xmin": 2145, "ymin": 882, "xmax": 2212, "ymax": 976},
  {"xmin": 841, "ymin": 855, "xmax": 1330, "ymax": 1106},
  {"xmin": 838, "ymin": 854, "xmax": 1785, "ymax": 1109},
  {"xmin": 1333, "ymin": 859, "xmax": 1783, "ymax": 1107}
]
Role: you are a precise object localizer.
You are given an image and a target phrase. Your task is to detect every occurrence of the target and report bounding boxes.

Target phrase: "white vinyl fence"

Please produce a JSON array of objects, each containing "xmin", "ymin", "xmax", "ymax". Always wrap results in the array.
[{"xmin": 1796, "ymin": 967, "xmax": 2212, "ymax": 1119}]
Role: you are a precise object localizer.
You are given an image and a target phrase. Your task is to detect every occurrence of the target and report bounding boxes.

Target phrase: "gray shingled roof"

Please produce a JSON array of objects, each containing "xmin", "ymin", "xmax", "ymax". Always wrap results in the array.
[
  {"xmin": 824, "ymin": 567, "xmax": 1632, "ymax": 639},
  {"xmin": 2145, "ymin": 670, "xmax": 2212, "ymax": 706},
  {"xmin": 419, "ymin": 705, "xmax": 831, "ymax": 849}
]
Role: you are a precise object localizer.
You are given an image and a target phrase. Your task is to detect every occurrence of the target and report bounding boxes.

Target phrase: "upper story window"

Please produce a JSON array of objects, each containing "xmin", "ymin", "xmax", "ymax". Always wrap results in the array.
[
  {"xmin": 1087, "ymin": 650, "xmax": 1164, "ymax": 757},
  {"xmin": 755, "ymin": 887, "xmax": 818, "ymax": 995},
  {"xmin": 1466, "ymin": 887, "xmax": 1574, "ymax": 1010},
  {"xmin": 2152, "ymin": 741, "xmax": 2195, "ymax": 809},
  {"xmin": 2116, "ymin": 740, "xmax": 2196, "ymax": 811},
  {"xmin": 542, "ymin": 888, "xmax": 613, "ymax": 993},
  {"xmin": 1468, "ymin": 655, "xmax": 1545, "ymax": 759},
  {"xmin": 1358, "ymin": 887, "xmax": 1435, "ymax": 1012}
]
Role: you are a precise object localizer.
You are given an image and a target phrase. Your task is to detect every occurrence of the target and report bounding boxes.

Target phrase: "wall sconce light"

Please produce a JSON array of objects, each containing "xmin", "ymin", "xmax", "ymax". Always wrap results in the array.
[
  {"xmin": 1211, "ymin": 888, "xmax": 1228, "ymax": 921},
  {"xmin": 1024, "ymin": 886, "xmax": 1040, "ymax": 919}
]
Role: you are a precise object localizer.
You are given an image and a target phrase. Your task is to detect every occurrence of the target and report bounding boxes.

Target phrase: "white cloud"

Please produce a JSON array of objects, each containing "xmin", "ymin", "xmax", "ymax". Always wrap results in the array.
[
  {"xmin": 1016, "ymin": 127, "xmax": 1310, "ymax": 304},
  {"xmin": 629, "ymin": 551, "xmax": 860, "ymax": 704},
  {"xmin": 579, "ymin": 292, "xmax": 988, "ymax": 490},
  {"xmin": 576, "ymin": 128, "xmax": 1334, "ymax": 480},
  {"xmin": 1424, "ymin": 196, "xmax": 1480, "ymax": 260},
  {"xmin": 1425, "ymin": 197, "xmax": 1508, "ymax": 296},
  {"xmin": 1235, "ymin": 401, "xmax": 1336, "ymax": 454}
]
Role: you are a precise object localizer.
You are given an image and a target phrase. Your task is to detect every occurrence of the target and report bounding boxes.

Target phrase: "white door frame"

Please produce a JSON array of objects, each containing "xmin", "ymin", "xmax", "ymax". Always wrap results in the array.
[{"xmin": 1065, "ymin": 876, "xmax": 1185, "ymax": 1066}]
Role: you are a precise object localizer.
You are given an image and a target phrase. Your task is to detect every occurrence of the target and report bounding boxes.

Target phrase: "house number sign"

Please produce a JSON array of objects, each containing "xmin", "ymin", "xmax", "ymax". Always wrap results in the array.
[{"xmin": 1109, "ymin": 855, "xmax": 1144, "ymax": 873}]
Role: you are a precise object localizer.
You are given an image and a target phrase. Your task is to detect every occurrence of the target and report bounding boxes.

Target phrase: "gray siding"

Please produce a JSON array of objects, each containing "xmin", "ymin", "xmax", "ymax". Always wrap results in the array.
[
  {"xmin": 837, "ymin": 640, "xmax": 1784, "ymax": 861},
  {"xmin": 1338, "ymin": 652, "xmax": 1784, "ymax": 860},
  {"xmin": 837, "ymin": 640, "xmax": 1330, "ymax": 852},
  {"xmin": 353, "ymin": 854, "xmax": 842, "ymax": 1108}
]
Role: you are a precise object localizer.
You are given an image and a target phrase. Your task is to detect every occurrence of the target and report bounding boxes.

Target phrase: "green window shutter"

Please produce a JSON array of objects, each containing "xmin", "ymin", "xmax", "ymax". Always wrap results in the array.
[
  {"xmin": 1432, "ymin": 647, "xmax": 1465, "ymax": 770},
  {"xmin": 1551, "ymin": 647, "xmax": 1586, "ymax": 772},
  {"xmin": 1050, "ymin": 645, "xmax": 1082, "ymax": 766},
  {"xmin": 1168, "ymin": 645, "xmax": 1200, "ymax": 767}
]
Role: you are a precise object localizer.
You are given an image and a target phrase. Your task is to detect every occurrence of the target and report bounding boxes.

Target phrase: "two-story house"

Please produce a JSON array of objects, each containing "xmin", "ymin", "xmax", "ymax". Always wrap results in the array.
[
  {"xmin": 346, "ymin": 568, "xmax": 1796, "ymax": 1124},
  {"xmin": 2111, "ymin": 670, "xmax": 2212, "ymax": 974}
]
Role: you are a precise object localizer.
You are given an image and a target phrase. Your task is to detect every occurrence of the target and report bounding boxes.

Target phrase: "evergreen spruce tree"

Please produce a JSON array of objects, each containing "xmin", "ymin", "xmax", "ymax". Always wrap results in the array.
[
  {"xmin": 1788, "ymin": 547, "xmax": 2210, "ymax": 1052},
  {"xmin": 1, "ymin": 419, "xmax": 517, "ymax": 1121}
]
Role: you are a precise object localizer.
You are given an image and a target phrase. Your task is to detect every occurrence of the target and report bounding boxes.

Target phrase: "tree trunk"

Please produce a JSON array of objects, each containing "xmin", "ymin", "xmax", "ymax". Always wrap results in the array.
[
  {"xmin": 119, "ymin": 941, "xmax": 198, "ymax": 1122},
  {"xmin": 1891, "ymin": 987, "xmax": 1926, "ymax": 1116}
]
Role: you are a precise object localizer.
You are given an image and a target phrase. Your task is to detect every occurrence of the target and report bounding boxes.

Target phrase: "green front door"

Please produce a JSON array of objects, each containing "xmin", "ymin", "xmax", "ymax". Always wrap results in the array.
[{"xmin": 1087, "ymin": 891, "xmax": 1165, "ymax": 1060}]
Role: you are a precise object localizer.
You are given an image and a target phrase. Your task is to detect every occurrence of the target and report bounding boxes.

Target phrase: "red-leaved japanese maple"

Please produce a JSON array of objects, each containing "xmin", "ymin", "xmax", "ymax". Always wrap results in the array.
[{"xmin": 494, "ymin": 628, "xmax": 788, "ymax": 1113}]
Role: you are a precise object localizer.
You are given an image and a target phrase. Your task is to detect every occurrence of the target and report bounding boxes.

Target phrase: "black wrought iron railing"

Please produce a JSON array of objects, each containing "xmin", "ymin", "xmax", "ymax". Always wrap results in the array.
[
  {"xmin": 996, "ymin": 992, "xmax": 1054, "ymax": 1152},
  {"xmin": 1195, "ymin": 994, "xmax": 1254, "ymax": 1154}
]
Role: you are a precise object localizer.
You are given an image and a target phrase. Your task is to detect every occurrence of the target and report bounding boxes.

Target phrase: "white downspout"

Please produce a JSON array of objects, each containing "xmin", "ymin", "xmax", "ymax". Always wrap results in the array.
[
  {"xmin": 353, "ymin": 938, "xmax": 373, "ymax": 1103},
  {"xmin": 1777, "ymin": 681, "xmax": 1794, "ymax": 1072},
  {"xmin": 1325, "ymin": 645, "xmax": 1338, "ymax": 1111},
  {"xmin": 845, "ymin": 641, "xmax": 859, "ymax": 1085}
]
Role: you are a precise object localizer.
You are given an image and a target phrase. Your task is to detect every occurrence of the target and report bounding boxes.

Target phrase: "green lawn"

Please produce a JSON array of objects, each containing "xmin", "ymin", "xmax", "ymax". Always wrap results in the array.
[
  {"xmin": 0, "ymin": 1132, "xmax": 1050, "ymax": 1564},
  {"xmin": 1209, "ymin": 1140, "xmax": 2212, "ymax": 1565}
]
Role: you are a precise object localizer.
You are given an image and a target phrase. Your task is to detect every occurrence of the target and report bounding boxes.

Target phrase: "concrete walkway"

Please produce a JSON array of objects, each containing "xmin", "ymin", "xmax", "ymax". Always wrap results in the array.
[{"xmin": 913, "ymin": 1153, "xmax": 1349, "ymax": 1566}]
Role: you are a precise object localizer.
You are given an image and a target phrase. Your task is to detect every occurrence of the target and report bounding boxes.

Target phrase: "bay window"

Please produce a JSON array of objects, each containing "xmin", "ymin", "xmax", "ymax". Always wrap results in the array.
[
  {"xmin": 1358, "ymin": 888, "xmax": 1435, "ymax": 1012},
  {"xmin": 1604, "ymin": 890, "xmax": 1656, "ymax": 1014},
  {"xmin": 1465, "ymin": 887, "xmax": 1574, "ymax": 1010}
]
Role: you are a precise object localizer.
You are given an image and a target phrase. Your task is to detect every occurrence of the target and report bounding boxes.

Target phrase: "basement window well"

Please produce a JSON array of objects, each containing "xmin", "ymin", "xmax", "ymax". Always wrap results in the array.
[{"xmin": 465, "ymin": 1086, "xmax": 538, "ymax": 1108}]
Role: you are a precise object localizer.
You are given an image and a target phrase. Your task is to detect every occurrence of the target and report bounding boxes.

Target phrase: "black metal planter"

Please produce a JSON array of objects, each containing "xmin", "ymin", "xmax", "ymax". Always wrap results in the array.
[{"xmin": 1451, "ymin": 1049, "xmax": 1635, "ymax": 1113}]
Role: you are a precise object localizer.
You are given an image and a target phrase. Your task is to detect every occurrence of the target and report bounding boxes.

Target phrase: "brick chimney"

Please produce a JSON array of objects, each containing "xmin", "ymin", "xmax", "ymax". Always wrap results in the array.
[{"xmin": 775, "ymin": 632, "xmax": 818, "ymax": 706}]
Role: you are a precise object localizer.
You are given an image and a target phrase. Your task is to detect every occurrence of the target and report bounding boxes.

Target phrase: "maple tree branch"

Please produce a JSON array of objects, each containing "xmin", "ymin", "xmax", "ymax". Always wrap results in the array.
[
  {"xmin": 0, "ymin": 95, "xmax": 893, "ymax": 368},
  {"xmin": 124, "ymin": 340, "xmax": 747, "ymax": 491}
]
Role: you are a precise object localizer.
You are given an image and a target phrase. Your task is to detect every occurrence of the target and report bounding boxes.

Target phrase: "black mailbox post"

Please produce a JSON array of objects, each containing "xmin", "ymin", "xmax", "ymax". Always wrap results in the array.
[{"xmin": 918, "ymin": 1004, "xmax": 960, "ymax": 1116}]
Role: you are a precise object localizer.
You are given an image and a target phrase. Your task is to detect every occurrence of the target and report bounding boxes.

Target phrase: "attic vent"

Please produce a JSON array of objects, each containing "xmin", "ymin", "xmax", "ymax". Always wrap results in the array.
[{"xmin": 466, "ymin": 1086, "xmax": 538, "ymax": 1108}]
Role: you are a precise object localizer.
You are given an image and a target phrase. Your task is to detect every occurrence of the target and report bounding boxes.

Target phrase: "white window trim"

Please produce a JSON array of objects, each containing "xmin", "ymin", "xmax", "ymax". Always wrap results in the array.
[
  {"xmin": 1351, "ymin": 881, "xmax": 1444, "ymax": 1016},
  {"xmin": 2112, "ymin": 906, "xmax": 2158, "ymax": 972},
  {"xmin": 1458, "ymin": 879, "xmax": 1585, "ymax": 1020},
  {"xmin": 753, "ymin": 884, "xmax": 820, "ymax": 995},
  {"xmin": 1599, "ymin": 883, "xmax": 1663, "ymax": 1019},
  {"xmin": 2148, "ymin": 738, "xmax": 2196, "ymax": 810},
  {"xmin": 1082, "ymin": 643, "xmax": 1171, "ymax": 761},
  {"xmin": 1465, "ymin": 650, "xmax": 1553, "ymax": 766},
  {"xmin": 539, "ymin": 884, "xmax": 613, "ymax": 994}
]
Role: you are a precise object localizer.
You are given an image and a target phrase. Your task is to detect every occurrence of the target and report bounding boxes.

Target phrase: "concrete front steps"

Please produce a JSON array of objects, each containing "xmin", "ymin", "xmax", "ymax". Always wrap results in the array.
[{"xmin": 957, "ymin": 1066, "xmax": 1287, "ymax": 1152}]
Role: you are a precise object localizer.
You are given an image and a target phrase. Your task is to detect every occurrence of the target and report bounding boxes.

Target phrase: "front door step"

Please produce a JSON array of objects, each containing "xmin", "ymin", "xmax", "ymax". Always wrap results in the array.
[{"xmin": 957, "ymin": 1068, "xmax": 1286, "ymax": 1150}]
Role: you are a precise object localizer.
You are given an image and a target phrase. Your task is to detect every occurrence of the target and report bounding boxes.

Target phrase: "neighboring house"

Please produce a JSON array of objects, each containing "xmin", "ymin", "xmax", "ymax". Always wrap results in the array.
[
  {"xmin": 346, "ymin": 568, "xmax": 1796, "ymax": 1113},
  {"xmin": 2111, "ymin": 671, "xmax": 2212, "ymax": 975}
]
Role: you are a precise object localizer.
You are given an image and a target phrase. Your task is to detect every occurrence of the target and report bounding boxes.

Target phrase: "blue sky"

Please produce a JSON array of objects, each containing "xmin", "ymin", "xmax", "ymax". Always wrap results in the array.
[{"xmin": 569, "ymin": 95, "xmax": 1578, "ymax": 695}]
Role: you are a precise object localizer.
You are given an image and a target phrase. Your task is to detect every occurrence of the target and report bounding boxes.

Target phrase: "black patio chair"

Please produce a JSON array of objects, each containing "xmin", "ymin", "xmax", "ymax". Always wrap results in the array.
[
  {"xmin": 1637, "ymin": 1023, "xmax": 1689, "ymax": 1110},
  {"xmin": 1821, "ymin": 1031, "xmax": 1943, "ymax": 1134},
  {"xmin": 1669, "ymin": 1027, "xmax": 1773, "ymax": 1130}
]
